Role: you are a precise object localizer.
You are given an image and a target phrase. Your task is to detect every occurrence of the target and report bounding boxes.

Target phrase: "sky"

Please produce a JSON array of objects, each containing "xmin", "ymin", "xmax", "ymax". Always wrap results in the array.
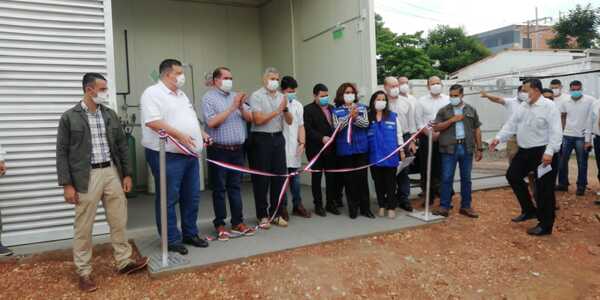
[{"xmin": 374, "ymin": 0, "xmax": 600, "ymax": 36}]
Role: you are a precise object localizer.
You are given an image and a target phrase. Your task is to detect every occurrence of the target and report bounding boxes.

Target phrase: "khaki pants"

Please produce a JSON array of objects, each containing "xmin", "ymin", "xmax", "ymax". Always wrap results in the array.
[
  {"xmin": 73, "ymin": 165, "xmax": 132, "ymax": 276},
  {"xmin": 507, "ymin": 135, "xmax": 518, "ymax": 162}
]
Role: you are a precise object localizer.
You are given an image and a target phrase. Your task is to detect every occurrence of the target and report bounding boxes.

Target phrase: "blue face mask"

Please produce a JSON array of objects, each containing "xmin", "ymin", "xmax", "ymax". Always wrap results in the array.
[
  {"xmin": 450, "ymin": 97, "xmax": 461, "ymax": 106},
  {"xmin": 571, "ymin": 91, "xmax": 583, "ymax": 99},
  {"xmin": 287, "ymin": 92, "xmax": 296, "ymax": 102},
  {"xmin": 319, "ymin": 96, "xmax": 329, "ymax": 106}
]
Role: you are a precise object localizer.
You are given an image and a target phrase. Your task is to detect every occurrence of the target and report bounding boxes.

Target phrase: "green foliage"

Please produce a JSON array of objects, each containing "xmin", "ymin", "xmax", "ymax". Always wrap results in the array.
[
  {"xmin": 424, "ymin": 25, "xmax": 491, "ymax": 74},
  {"xmin": 548, "ymin": 4, "xmax": 600, "ymax": 49}
]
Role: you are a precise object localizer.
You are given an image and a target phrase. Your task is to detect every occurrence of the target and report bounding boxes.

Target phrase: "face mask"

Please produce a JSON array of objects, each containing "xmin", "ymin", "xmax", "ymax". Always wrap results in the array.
[
  {"xmin": 92, "ymin": 91, "xmax": 109, "ymax": 104},
  {"xmin": 517, "ymin": 92, "xmax": 529, "ymax": 102},
  {"xmin": 399, "ymin": 84, "xmax": 410, "ymax": 95},
  {"xmin": 287, "ymin": 92, "xmax": 297, "ymax": 102},
  {"xmin": 571, "ymin": 91, "xmax": 583, "ymax": 100},
  {"xmin": 175, "ymin": 74, "xmax": 186, "ymax": 89},
  {"xmin": 319, "ymin": 96, "xmax": 329, "ymax": 106},
  {"xmin": 220, "ymin": 79, "xmax": 233, "ymax": 92},
  {"xmin": 374, "ymin": 100, "xmax": 387, "ymax": 111},
  {"xmin": 552, "ymin": 88, "xmax": 561, "ymax": 97},
  {"xmin": 388, "ymin": 87, "xmax": 400, "ymax": 98},
  {"xmin": 343, "ymin": 93, "xmax": 355, "ymax": 104},
  {"xmin": 430, "ymin": 84, "xmax": 442, "ymax": 95},
  {"xmin": 266, "ymin": 80, "xmax": 279, "ymax": 91},
  {"xmin": 449, "ymin": 97, "xmax": 461, "ymax": 106}
]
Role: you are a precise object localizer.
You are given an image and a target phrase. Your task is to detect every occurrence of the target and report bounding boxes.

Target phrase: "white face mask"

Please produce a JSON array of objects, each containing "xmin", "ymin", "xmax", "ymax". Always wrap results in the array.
[
  {"xmin": 220, "ymin": 79, "xmax": 233, "ymax": 92},
  {"xmin": 343, "ymin": 93, "xmax": 355, "ymax": 104},
  {"xmin": 388, "ymin": 87, "xmax": 400, "ymax": 98},
  {"xmin": 92, "ymin": 91, "xmax": 109, "ymax": 104},
  {"xmin": 552, "ymin": 88, "xmax": 561, "ymax": 97},
  {"xmin": 266, "ymin": 80, "xmax": 279, "ymax": 91},
  {"xmin": 175, "ymin": 74, "xmax": 186, "ymax": 89},
  {"xmin": 430, "ymin": 84, "xmax": 442, "ymax": 95},
  {"xmin": 517, "ymin": 92, "xmax": 529, "ymax": 102},
  {"xmin": 399, "ymin": 84, "xmax": 410, "ymax": 95},
  {"xmin": 374, "ymin": 100, "xmax": 387, "ymax": 111}
]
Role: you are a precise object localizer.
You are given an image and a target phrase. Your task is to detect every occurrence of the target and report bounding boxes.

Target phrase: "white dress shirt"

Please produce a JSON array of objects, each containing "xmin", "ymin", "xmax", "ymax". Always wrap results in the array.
[
  {"xmin": 388, "ymin": 94, "xmax": 417, "ymax": 134},
  {"xmin": 283, "ymin": 99, "xmax": 304, "ymax": 168},
  {"xmin": 141, "ymin": 80, "xmax": 203, "ymax": 154},
  {"xmin": 554, "ymin": 92, "xmax": 571, "ymax": 106},
  {"xmin": 496, "ymin": 97, "xmax": 562, "ymax": 156},
  {"xmin": 415, "ymin": 93, "xmax": 449, "ymax": 129},
  {"xmin": 559, "ymin": 94, "xmax": 595, "ymax": 142},
  {"xmin": 503, "ymin": 97, "xmax": 522, "ymax": 120},
  {"xmin": 587, "ymin": 97, "xmax": 600, "ymax": 136}
]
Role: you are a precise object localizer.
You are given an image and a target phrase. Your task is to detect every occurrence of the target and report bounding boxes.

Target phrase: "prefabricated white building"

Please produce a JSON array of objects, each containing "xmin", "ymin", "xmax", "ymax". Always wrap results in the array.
[{"xmin": 0, "ymin": 0, "xmax": 377, "ymax": 246}]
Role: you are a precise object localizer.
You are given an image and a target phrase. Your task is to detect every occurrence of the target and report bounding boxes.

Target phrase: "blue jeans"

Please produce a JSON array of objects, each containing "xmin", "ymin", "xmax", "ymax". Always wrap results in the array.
[
  {"xmin": 594, "ymin": 135, "xmax": 600, "ymax": 182},
  {"xmin": 440, "ymin": 144, "xmax": 473, "ymax": 209},
  {"xmin": 558, "ymin": 136, "xmax": 589, "ymax": 188},
  {"xmin": 284, "ymin": 168, "xmax": 302, "ymax": 208},
  {"xmin": 145, "ymin": 149, "xmax": 200, "ymax": 245},
  {"xmin": 207, "ymin": 147, "xmax": 244, "ymax": 228}
]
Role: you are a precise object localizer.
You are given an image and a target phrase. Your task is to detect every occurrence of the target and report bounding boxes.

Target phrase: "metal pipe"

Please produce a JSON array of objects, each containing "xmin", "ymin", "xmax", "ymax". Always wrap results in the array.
[
  {"xmin": 424, "ymin": 129, "xmax": 433, "ymax": 221},
  {"xmin": 159, "ymin": 134, "xmax": 168, "ymax": 267}
]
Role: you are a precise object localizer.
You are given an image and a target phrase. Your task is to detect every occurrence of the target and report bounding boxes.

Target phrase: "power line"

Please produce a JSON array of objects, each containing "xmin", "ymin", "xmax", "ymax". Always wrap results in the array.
[
  {"xmin": 377, "ymin": 3, "xmax": 444, "ymax": 23},
  {"xmin": 397, "ymin": 1, "xmax": 444, "ymax": 16}
]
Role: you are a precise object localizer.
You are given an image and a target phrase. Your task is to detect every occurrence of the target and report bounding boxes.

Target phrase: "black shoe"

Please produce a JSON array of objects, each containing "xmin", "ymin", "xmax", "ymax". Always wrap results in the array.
[
  {"xmin": 576, "ymin": 186, "xmax": 585, "ymax": 196},
  {"xmin": 168, "ymin": 244, "xmax": 188, "ymax": 255},
  {"xmin": 526, "ymin": 225, "xmax": 552, "ymax": 236},
  {"xmin": 349, "ymin": 207, "xmax": 358, "ymax": 219},
  {"xmin": 399, "ymin": 202, "xmax": 413, "ymax": 212},
  {"xmin": 360, "ymin": 209, "xmax": 376, "ymax": 219},
  {"xmin": 325, "ymin": 205, "xmax": 341, "ymax": 215},
  {"xmin": 555, "ymin": 185, "xmax": 568, "ymax": 191},
  {"xmin": 314, "ymin": 205, "xmax": 326, "ymax": 217},
  {"xmin": 182, "ymin": 235, "xmax": 209, "ymax": 248},
  {"xmin": 511, "ymin": 213, "xmax": 537, "ymax": 223}
]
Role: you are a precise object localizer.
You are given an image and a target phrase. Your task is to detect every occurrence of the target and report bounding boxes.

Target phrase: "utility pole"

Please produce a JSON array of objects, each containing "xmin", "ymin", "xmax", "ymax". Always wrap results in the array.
[
  {"xmin": 535, "ymin": 7, "xmax": 539, "ymax": 48},
  {"xmin": 521, "ymin": 9, "xmax": 552, "ymax": 49}
]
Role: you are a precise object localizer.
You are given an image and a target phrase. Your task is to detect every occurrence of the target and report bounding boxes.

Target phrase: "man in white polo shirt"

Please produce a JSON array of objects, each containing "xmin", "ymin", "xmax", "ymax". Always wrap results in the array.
[
  {"xmin": 556, "ymin": 80, "xmax": 595, "ymax": 196},
  {"xmin": 141, "ymin": 59, "xmax": 210, "ymax": 255},
  {"xmin": 415, "ymin": 76, "xmax": 449, "ymax": 202}
]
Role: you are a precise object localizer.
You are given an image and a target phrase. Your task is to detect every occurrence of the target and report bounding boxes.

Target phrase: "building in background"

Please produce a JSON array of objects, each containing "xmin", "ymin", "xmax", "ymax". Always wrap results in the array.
[{"xmin": 474, "ymin": 24, "xmax": 556, "ymax": 53}]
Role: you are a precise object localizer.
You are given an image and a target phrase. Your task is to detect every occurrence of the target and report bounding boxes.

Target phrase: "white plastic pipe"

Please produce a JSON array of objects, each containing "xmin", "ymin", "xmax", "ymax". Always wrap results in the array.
[{"xmin": 159, "ymin": 135, "xmax": 168, "ymax": 267}]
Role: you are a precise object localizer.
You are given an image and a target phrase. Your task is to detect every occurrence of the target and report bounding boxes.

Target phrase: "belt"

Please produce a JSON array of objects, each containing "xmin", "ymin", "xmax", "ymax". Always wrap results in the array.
[
  {"xmin": 252, "ymin": 132, "xmax": 283, "ymax": 137},
  {"xmin": 456, "ymin": 139, "xmax": 466, "ymax": 144},
  {"xmin": 212, "ymin": 143, "xmax": 243, "ymax": 151},
  {"xmin": 91, "ymin": 161, "xmax": 111, "ymax": 169}
]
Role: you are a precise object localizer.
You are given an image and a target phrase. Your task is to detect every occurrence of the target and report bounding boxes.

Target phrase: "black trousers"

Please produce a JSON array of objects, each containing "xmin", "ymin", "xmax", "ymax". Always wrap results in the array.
[
  {"xmin": 338, "ymin": 153, "xmax": 371, "ymax": 214},
  {"xmin": 371, "ymin": 166, "xmax": 397, "ymax": 209},
  {"xmin": 310, "ymin": 152, "xmax": 342, "ymax": 208},
  {"xmin": 418, "ymin": 138, "xmax": 441, "ymax": 196},
  {"xmin": 248, "ymin": 132, "xmax": 287, "ymax": 219},
  {"xmin": 506, "ymin": 146, "xmax": 559, "ymax": 229}
]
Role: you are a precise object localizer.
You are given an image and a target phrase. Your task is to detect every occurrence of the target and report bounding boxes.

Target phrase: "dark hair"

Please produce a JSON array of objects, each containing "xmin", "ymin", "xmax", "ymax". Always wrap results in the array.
[
  {"xmin": 449, "ymin": 84, "xmax": 464, "ymax": 95},
  {"xmin": 334, "ymin": 82, "xmax": 358, "ymax": 106},
  {"xmin": 550, "ymin": 79, "xmax": 562, "ymax": 86},
  {"xmin": 517, "ymin": 85, "xmax": 523, "ymax": 92},
  {"xmin": 542, "ymin": 88, "xmax": 554, "ymax": 95},
  {"xmin": 570, "ymin": 80, "xmax": 583, "ymax": 88},
  {"xmin": 368, "ymin": 90, "xmax": 390, "ymax": 120},
  {"xmin": 159, "ymin": 59, "xmax": 182, "ymax": 76},
  {"xmin": 529, "ymin": 78, "xmax": 543, "ymax": 92},
  {"xmin": 212, "ymin": 67, "xmax": 231, "ymax": 80},
  {"xmin": 313, "ymin": 83, "xmax": 328, "ymax": 95},
  {"xmin": 82, "ymin": 72, "xmax": 106, "ymax": 92},
  {"xmin": 281, "ymin": 76, "xmax": 298, "ymax": 90}
]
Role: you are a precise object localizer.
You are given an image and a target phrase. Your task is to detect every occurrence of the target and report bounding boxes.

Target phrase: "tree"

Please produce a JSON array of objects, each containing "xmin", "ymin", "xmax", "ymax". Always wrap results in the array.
[
  {"xmin": 548, "ymin": 4, "xmax": 600, "ymax": 49},
  {"xmin": 376, "ymin": 14, "xmax": 442, "ymax": 83},
  {"xmin": 424, "ymin": 25, "xmax": 491, "ymax": 74}
]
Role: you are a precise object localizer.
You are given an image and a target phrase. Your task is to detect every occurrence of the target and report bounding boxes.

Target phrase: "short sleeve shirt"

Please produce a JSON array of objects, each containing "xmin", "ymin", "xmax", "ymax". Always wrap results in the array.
[{"xmin": 249, "ymin": 87, "xmax": 284, "ymax": 133}]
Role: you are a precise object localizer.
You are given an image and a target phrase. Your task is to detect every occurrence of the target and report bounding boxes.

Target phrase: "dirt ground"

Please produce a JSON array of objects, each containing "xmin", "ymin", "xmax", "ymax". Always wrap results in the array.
[{"xmin": 1, "ymin": 163, "xmax": 600, "ymax": 299}]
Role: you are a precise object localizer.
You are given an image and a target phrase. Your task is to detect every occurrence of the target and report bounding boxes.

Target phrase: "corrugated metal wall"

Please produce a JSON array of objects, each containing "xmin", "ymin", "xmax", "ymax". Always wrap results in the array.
[{"xmin": 0, "ymin": 0, "xmax": 115, "ymax": 246}]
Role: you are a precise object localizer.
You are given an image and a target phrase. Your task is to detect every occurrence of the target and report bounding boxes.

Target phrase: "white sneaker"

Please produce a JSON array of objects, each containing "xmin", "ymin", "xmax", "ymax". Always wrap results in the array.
[
  {"xmin": 387, "ymin": 209, "xmax": 396, "ymax": 219},
  {"xmin": 378, "ymin": 208, "xmax": 385, "ymax": 217},
  {"xmin": 258, "ymin": 218, "xmax": 271, "ymax": 230},
  {"xmin": 271, "ymin": 216, "xmax": 288, "ymax": 227}
]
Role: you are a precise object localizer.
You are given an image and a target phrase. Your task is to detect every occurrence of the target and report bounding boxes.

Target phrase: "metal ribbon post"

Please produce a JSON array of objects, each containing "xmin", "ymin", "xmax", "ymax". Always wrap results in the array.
[
  {"xmin": 424, "ymin": 128, "xmax": 433, "ymax": 221},
  {"xmin": 159, "ymin": 133, "xmax": 168, "ymax": 268}
]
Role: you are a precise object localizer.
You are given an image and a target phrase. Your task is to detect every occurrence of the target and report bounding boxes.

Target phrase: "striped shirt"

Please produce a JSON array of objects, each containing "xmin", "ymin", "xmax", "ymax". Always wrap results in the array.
[{"xmin": 81, "ymin": 101, "xmax": 111, "ymax": 164}]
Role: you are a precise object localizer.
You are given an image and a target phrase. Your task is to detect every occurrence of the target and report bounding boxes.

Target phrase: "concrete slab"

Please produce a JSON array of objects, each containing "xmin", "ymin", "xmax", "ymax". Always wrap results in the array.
[{"xmin": 137, "ymin": 171, "xmax": 508, "ymax": 277}]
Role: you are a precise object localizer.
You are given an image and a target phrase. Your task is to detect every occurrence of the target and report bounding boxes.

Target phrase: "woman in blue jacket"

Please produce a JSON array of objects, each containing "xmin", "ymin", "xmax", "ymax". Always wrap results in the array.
[
  {"xmin": 332, "ymin": 83, "xmax": 374, "ymax": 219},
  {"xmin": 367, "ymin": 91, "xmax": 405, "ymax": 219}
]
